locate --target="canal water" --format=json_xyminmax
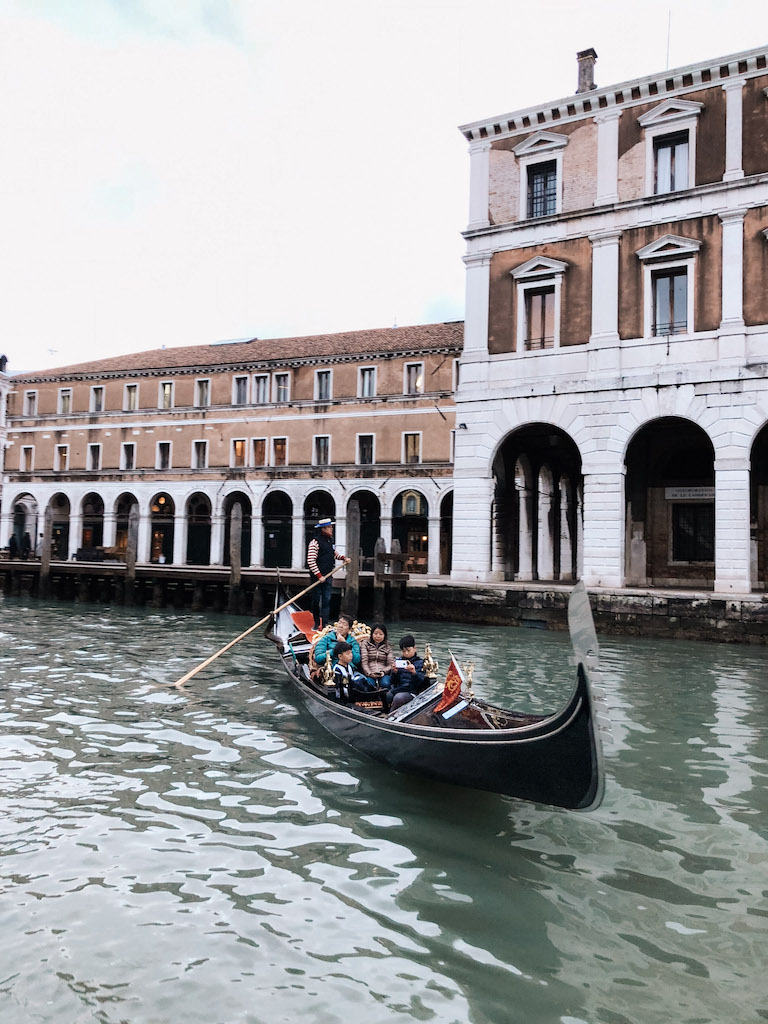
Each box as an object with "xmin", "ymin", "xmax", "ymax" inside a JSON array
[{"xmin": 1, "ymin": 597, "xmax": 766, "ymax": 1024}]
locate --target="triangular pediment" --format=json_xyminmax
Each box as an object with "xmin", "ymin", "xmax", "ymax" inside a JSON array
[
  {"xmin": 511, "ymin": 255, "xmax": 569, "ymax": 279},
  {"xmin": 512, "ymin": 130, "xmax": 569, "ymax": 157},
  {"xmin": 637, "ymin": 98, "xmax": 703, "ymax": 129},
  {"xmin": 636, "ymin": 234, "xmax": 703, "ymax": 261}
]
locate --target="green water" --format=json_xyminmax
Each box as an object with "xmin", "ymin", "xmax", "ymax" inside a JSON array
[{"xmin": 1, "ymin": 596, "xmax": 767, "ymax": 1024}]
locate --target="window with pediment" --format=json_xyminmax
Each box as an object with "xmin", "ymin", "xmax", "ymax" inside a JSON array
[
  {"xmin": 512, "ymin": 131, "xmax": 568, "ymax": 220},
  {"xmin": 636, "ymin": 234, "xmax": 702, "ymax": 338},
  {"xmin": 638, "ymin": 99, "xmax": 702, "ymax": 196},
  {"xmin": 510, "ymin": 256, "xmax": 568, "ymax": 352}
]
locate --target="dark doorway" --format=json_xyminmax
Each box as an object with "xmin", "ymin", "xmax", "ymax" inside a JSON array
[
  {"xmin": 347, "ymin": 490, "xmax": 381, "ymax": 567},
  {"xmin": 440, "ymin": 491, "xmax": 453, "ymax": 575},
  {"xmin": 263, "ymin": 491, "xmax": 292, "ymax": 568},
  {"xmin": 393, "ymin": 490, "xmax": 429, "ymax": 573},
  {"xmin": 223, "ymin": 492, "xmax": 252, "ymax": 567},
  {"xmin": 150, "ymin": 493, "xmax": 175, "ymax": 563},
  {"xmin": 186, "ymin": 493, "xmax": 212, "ymax": 565}
]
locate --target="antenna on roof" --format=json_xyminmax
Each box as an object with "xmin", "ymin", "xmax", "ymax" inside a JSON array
[{"xmin": 393, "ymin": 315, "xmax": 398, "ymax": 329}]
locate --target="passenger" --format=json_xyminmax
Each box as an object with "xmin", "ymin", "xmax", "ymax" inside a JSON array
[
  {"xmin": 313, "ymin": 613, "xmax": 362, "ymax": 671},
  {"xmin": 360, "ymin": 623, "xmax": 395, "ymax": 690},
  {"xmin": 8, "ymin": 534, "xmax": 19, "ymax": 559},
  {"xmin": 332, "ymin": 641, "xmax": 376, "ymax": 701},
  {"xmin": 388, "ymin": 634, "xmax": 429, "ymax": 711}
]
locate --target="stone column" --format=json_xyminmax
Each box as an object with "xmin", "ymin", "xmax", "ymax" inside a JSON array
[
  {"xmin": 0, "ymin": 510, "xmax": 13, "ymax": 549},
  {"xmin": 714, "ymin": 456, "xmax": 751, "ymax": 593},
  {"xmin": 722, "ymin": 77, "xmax": 746, "ymax": 182},
  {"xmin": 580, "ymin": 463, "xmax": 625, "ymax": 589},
  {"xmin": 68, "ymin": 512, "xmax": 82, "ymax": 560},
  {"xmin": 427, "ymin": 515, "xmax": 440, "ymax": 575},
  {"xmin": 467, "ymin": 140, "xmax": 491, "ymax": 230},
  {"xmin": 102, "ymin": 511, "xmax": 117, "ymax": 549},
  {"xmin": 209, "ymin": 514, "xmax": 224, "ymax": 565},
  {"xmin": 589, "ymin": 230, "xmax": 621, "ymax": 344},
  {"xmin": 594, "ymin": 110, "xmax": 620, "ymax": 205},
  {"xmin": 379, "ymin": 515, "xmax": 393, "ymax": 551},
  {"xmin": 537, "ymin": 487, "xmax": 554, "ymax": 581},
  {"xmin": 462, "ymin": 252, "xmax": 492, "ymax": 356},
  {"xmin": 335, "ymin": 514, "xmax": 347, "ymax": 558},
  {"xmin": 137, "ymin": 513, "xmax": 151, "ymax": 564},
  {"xmin": 172, "ymin": 513, "xmax": 185, "ymax": 566},
  {"xmin": 451, "ymin": 475, "xmax": 498, "ymax": 582},
  {"xmin": 516, "ymin": 482, "xmax": 533, "ymax": 581},
  {"xmin": 291, "ymin": 515, "xmax": 305, "ymax": 570},
  {"xmin": 719, "ymin": 209, "xmax": 746, "ymax": 330}
]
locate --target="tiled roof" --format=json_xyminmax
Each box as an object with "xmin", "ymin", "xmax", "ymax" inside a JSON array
[{"xmin": 15, "ymin": 322, "xmax": 465, "ymax": 381}]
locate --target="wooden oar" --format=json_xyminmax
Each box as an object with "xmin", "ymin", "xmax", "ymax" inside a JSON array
[{"xmin": 170, "ymin": 563, "xmax": 347, "ymax": 688}]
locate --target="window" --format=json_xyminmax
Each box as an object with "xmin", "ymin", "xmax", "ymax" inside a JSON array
[
  {"xmin": 195, "ymin": 379, "xmax": 210, "ymax": 408},
  {"xmin": 157, "ymin": 441, "xmax": 171, "ymax": 470},
  {"xmin": 159, "ymin": 382, "xmax": 174, "ymax": 409},
  {"xmin": 193, "ymin": 440, "xmax": 207, "ymax": 469},
  {"xmin": 403, "ymin": 433, "xmax": 421, "ymax": 464},
  {"xmin": 91, "ymin": 386, "xmax": 104, "ymax": 413},
  {"xmin": 513, "ymin": 131, "xmax": 568, "ymax": 220},
  {"xmin": 357, "ymin": 434, "xmax": 374, "ymax": 465},
  {"xmin": 231, "ymin": 438, "xmax": 246, "ymax": 467},
  {"xmin": 652, "ymin": 269, "xmax": 688, "ymax": 336},
  {"xmin": 20, "ymin": 445, "xmax": 34, "ymax": 471},
  {"xmin": 313, "ymin": 435, "xmax": 330, "ymax": 466},
  {"xmin": 672, "ymin": 503, "xmax": 714, "ymax": 562},
  {"xmin": 253, "ymin": 374, "xmax": 269, "ymax": 404},
  {"xmin": 274, "ymin": 373, "xmax": 289, "ymax": 403},
  {"xmin": 58, "ymin": 388, "xmax": 72, "ymax": 415},
  {"xmin": 527, "ymin": 160, "xmax": 557, "ymax": 218},
  {"xmin": 252, "ymin": 438, "xmax": 267, "ymax": 466},
  {"xmin": 524, "ymin": 287, "xmax": 556, "ymax": 350},
  {"xmin": 87, "ymin": 444, "xmax": 101, "ymax": 471},
  {"xmin": 24, "ymin": 391, "xmax": 37, "ymax": 416},
  {"xmin": 654, "ymin": 132, "xmax": 688, "ymax": 195},
  {"xmin": 359, "ymin": 366, "xmax": 376, "ymax": 398},
  {"xmin": 638, "ymin": 99, "xmax": 701, "ymax": 197},
  {"xmin": 405, "ymin": 362, "xmax": 424, "ymax": 395},
  {"xmin": 121, "ymin": 443, "xmax": 136, "ymax": 471},
  {"xmin": 637, "ymin": 235, "xmax": 701, "ymax": 339},
  {"xmin": 272, "ymin": 437, "xmax": 287, "ymax": 467},
  {"xmin": 233, "ymin": 375, "xmax": 248, "ymax": 405},
  {"xmin": 55, "ymin": 444, "xmax": 69, "ymax": 472},
  {"xmin": 315, "ymin": 369, "xmax": 331, "ymax": 402},
  {"xmin": 124, "ymin": 384, "xmax": 138, "ymax": 411},
  {"xmin": 511, "ymin": 256, "xmax": 567, "ymax": 353}
]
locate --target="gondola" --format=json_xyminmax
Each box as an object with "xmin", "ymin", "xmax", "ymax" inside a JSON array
[{"xmin": 265, "ymin": 581, "xmax": 609, "ymax": 811}]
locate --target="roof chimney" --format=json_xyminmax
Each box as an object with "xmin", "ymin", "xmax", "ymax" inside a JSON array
[{"xmin": 576, "ymin": 48, "xmax": 597, "ymax": 93}]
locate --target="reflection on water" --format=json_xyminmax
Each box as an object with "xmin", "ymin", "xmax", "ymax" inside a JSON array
[{"xmin": 1, "ymin": 597, "xmax": 767, "ymax": 1024}]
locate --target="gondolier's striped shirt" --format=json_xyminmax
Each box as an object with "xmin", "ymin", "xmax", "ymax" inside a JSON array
[{"xmin": 307, "ymin": 537, "xmax": 343, "ymax": 578}]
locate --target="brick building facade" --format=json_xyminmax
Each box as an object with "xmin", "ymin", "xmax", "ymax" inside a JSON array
[
  {"xmin": 452, "ymin": 45, "xmax": 768, "ymax": 594},
  {"xmin": 2, "ymin": 324, "xmax": 460, "ymax": 574}
]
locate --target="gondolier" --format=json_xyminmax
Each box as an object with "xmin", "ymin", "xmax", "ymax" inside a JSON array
[{"xmin": 307, "ymin": 517, "xmax": 349, "ymax": 627}]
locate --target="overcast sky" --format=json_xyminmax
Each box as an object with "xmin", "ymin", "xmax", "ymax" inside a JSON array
[{"xmin": 1, "ymin": 0, "xmax": 765, "ymax": 374}]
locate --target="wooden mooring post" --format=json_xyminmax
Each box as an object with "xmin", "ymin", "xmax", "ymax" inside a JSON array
[
  {"xmin": 228, "ymin": 502, "xmax": 242, "ymax": 613},
  {"xmin": 39, "ymin": 505, "xmax": 54, "ymax": 599},
  {"xmin": 373, "ymin": 537, "xmax": 408, "ymax": 622},
  {"xmin": 345, "ymin": 500, "xmax": 360, "ymax": 619},
  {"xmin": 125, "ymin": 504, "xmax": 139, "ymax": 606}
]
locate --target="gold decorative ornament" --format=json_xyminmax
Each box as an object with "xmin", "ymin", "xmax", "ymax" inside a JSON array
[{"xmin": 422, "ymin": 643, "xmax": 439, "ymax": 679}]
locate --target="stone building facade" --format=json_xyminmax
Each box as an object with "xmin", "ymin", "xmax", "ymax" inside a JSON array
[
  {"xmin": 452, "ymin": 45, "xmax": 768, "ymax": 594},
  {"xmin": 2, "ymin": 324, "xmax": 460, "ymax": 574}
]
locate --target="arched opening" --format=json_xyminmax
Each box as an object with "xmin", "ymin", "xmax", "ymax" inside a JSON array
[
  {"xmin": 439, "ymin": 491, "xmax": 453, "ymax": 575},
  {"xmin": 150, "ymin": 493, "xmax": 175, "ymax": 564},
  {"xmin": 81, "ymin": 492, "xmax": 104, "ymax": 550},
  {"xmin": 49, "ymin": 493, "xmax": 70, "ymax": 559},
  {"xmin": 11, "ymin": 493, "xmax": 39, "ymax": 558},
  {"xmin": 625, "ymin": 417, "xmax": 715, "ymax": 588},
  {"xmin": 263, "ymin": 491, "xmax": 293, "ymax": 567},
  {"xmin": 347, "ymin": 490, "xmax": 381, "ymax": 567},
  {"xmin": 114, "ymin": 493, "xmax": 139, "ymax": 556},
  {"xmin": 492, "ymin": 425, "xmax": 582, "ymax": 581},
  {"xmin": 223, "ymin": 492, "xmax": 252, "ymax": 566},
  {"xmin": 750, "ymin": 423, "xmax": 768, "ymax": 589},
  {"xmin": 393, "ymin": 489, "xmax": 429, "ymax": 573},
  {"xmin": 186, "ymin": 492, "xmax": 212, "ymax": 565},
  {"xmin": 303, "ymin": 490, "xmax": 336, "ymax": 557}
]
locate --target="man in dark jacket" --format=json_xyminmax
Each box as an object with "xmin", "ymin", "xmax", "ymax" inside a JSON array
[
  {"xmin": 388, "ymin": 634, "xmax": 429, "ymax": 711},
  {"xmin": 306, "ymin": 518, "xmax": 348, "ymax": 627}
]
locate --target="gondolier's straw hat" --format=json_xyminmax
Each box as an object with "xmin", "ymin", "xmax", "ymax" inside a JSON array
[{"xmin": 316, "ymin": 517, "xmax": 335, "ymax": 528}]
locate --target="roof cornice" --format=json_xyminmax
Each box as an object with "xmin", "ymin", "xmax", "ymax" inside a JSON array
[{"xmin": 459, "ymin": 45, "xmax": 768, "ymax": 143}]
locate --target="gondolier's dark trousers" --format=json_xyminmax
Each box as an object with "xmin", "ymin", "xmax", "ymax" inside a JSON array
[{"xmin": 310, "ymin": 576, "xmax": 333, "ymax": 628}]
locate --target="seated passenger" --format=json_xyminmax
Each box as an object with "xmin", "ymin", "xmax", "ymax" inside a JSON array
[
  {"xmin": 332, "ymin": 641, "xmax": 376, "ymax": 700},
  {"xmin": 313, "ymin": 613, "xmax": 362, "ymax": 670},
  {"xmin": 360, "ymin": 623, "xmax": 395, "ymax": 689},
  {"xmin": 388, "ymin": 634, "xmax": 429, "ymax": 711}
]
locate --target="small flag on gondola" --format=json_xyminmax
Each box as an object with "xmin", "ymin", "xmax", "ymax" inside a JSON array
[{"xmin": 434, "ymin": 655, "xmax": 465, "ymax": 714}]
